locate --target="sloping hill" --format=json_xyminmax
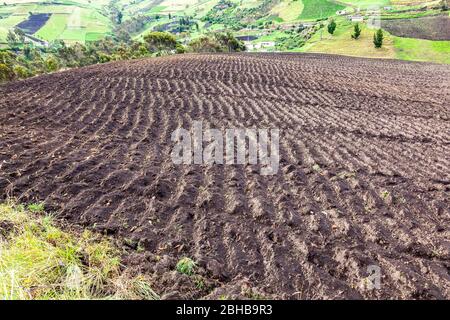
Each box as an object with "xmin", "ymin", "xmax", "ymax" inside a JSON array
[{"xmin": 0, "ymin": 53, "xmax": 449, "ymax": 299}]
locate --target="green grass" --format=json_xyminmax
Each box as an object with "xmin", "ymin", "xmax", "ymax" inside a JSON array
[
  {"xmin": 26, "ymin": 202, "xmax": 45, "ymax": 213},
  {"xmin": 148, "ymin": 5, "xmax": 167, "ymax": 14},
  {"xmin": 0, "ymin": 15, "xmax": 28, "ymax": 43},
  {"xmin": 299, "ymin": 0, "xmax": 345, "ymax": 20},
  {"xmin": 35, "ymin": 14, "xmax": 68, "ymax": 41},
  {"xmin": 85, "ymin": 32, "xmax": 107, "ymax": 42},
  {"xmin": 340, "ymin": 0, "xmax": 390, "ymax": 8},
  {"xmin": 0, "ymin": 200, "xmax": 159, "ymax": 300},
  {"xmin": 394, "ymin": 36, "xmax": 450, "ymax": 64},
  {"xmin": 270, "ymin": 0, "xmax": 304, "ymax": 22}
]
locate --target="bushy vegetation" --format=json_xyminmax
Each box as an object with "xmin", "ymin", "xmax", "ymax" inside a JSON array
[
  {"xmin": 0, "ymin": 30, "xmax": 245, "ymax": 83},
  {"xmin": 202, "ymin": 0, "xmax": 280, "ymax": 31},
  {"xmin": 0, "ymin": 200, "xmax": 159, "ymax": 300},
  {"xmin": 188, "ymin": 32, "xmax": 245, "ymax": 53},
  {"xmin": 0, "ymin": 31, "xmax": 181, "ymax": 83}
]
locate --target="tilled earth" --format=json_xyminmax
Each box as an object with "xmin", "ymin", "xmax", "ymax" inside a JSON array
[
  {"xmin": 382, "ymin": 15, "xmax": 450, "ymax": 41},
  {"xmin": 0, "ymin": 53, "xmax": 449, "ymax": 299}
]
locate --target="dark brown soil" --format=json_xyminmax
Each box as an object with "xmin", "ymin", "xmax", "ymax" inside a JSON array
[
  {"xmin": 382, "ymin": 15, "xmax": 450, "ymax": 40},
  {"xmin": 0, "ymin": 53, "xmax": 449, "ymax": 300}
]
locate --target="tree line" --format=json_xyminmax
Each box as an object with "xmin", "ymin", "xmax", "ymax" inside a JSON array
[{"xmin": 0, "ymin": 31, "xmax": 245, "ymax": 83}]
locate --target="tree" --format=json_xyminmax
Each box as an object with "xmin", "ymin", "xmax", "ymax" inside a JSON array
[
  {"xmin": 327, "ymin": 20, "xmax": 336, "ymax": 35},
  {"xmin": 13, "ymin": 65, "xmax": 31, "ymax": 79},
  {"xmin": 0, "ymin": 63, "xmax": 13, "ymax": 82},
  {"xmin": 6, "ymin": 29, "xmax": 17, "ymax": 49},
  {"xmin": 214, "ymin": 32, "xmax": 245, "ymax": 52},
  {"xmin": 188, "ymin": 36, "xmax": 222, "ymax": 53},
  {"xmin": 143, "ymin": 32, "xmax": 178, "ymax": 52},
  {"xmin": 188, "ymin": 33, "xmax": 245, "ymax": 53},
  {"xmin": 98, "ymin": 52, "xmax": 112, "ymax": 63},
  {"xmin": 45, "ymin": 55, "xmax": 59, "ymax": 72},
  {"xmin": 351, "ymin": 23, "xmax": 361, "ymax": 39},
  {"xmin": 0, "ymin": 51, "xmax": 14, "ymax": 64},
  {"xmin": 117, "ymin": 11, "xmax": 123, "ymax": 24},
  {"xmin": 373, "ymin": 29, "xmax": 384, "ymax": 48},
  {"xmin": 14, "ymin": 28, "xmax": 25, "ymax": 43}
]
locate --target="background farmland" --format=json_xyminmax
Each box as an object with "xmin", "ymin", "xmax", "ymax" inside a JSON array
[{"xmin": 0, "ymin": 0, "xmax": 449, "ymax": 63}]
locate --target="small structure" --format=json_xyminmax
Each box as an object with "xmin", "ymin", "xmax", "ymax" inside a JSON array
[
  {"xmin": 245, "ymin": 42, "xmax": 255, "ymax": 51},
  {"xmin": 23, "ymin": 33, "xmax": 49, "ymax": 48},
  {"xmin": 337, "ymin": 10, "xmax": 347, "ymax": 16},
  {"xmin": 247, "ymin": 41, "xmax": 276, "ymax": 51},
  {"xmin": 349, "ymin": 15, "xmax": 364, "ymax": 23},
  {"xmin": 259, "ymin": 41, "xmax": 275, "ymax": 48}
]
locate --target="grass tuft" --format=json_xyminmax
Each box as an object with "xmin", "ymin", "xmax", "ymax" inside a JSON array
[
  {"xmin": 176, "ymin": 257, "xmax": 196, "ymax": 276},
  {"xmin": 26, "ymin": 202, "xmax": 45, "ymax": 213}
]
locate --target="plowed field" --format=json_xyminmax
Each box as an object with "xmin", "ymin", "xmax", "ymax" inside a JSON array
[{"xmin": 0, "ymin": 53, "xmax": 449, "ymax": 299}]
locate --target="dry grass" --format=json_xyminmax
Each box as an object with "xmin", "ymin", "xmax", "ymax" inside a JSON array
[{"xmin": 0, "ymin": 200, "xmax": 159, "ymax": 300}]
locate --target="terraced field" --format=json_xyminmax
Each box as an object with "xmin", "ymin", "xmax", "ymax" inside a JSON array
[{"xmin": 0, "ymin": 53, "xmax": 449, "ymax": 299}]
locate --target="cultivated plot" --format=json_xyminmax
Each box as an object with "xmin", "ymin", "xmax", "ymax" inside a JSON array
[{"xmin": 0, "ymin": 53, "xmax": 449, "ymax": 299}]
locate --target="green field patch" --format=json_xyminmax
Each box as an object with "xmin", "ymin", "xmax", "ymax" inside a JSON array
[
  {"xmin": 299, "ymin": 0, "xmax": 345, "ymax": 20},
  {"xmin": 340, "ymin": 0, "xmax": 390, "ymax": 9},
  {"xmin": 85, "ymin": 32, "xmax": 106, "ymax": 42},
  {"xmin": 0, "ymin": 14, "xmax": 28, "ymax": 42},
  {"xmin": 60, "ymin": 27, "xmax": 86, "ymax": 41},
  {"xmin": 35, "ymin": 14, "xmax": 68, "ymax": 41},
  {"xmin": 270, "ymin": 0, "xmax": 304, "ymax": 22},
  {"xmin": 394, "ymin": 36, "xmax": 450, "ymax": 64},
  {"xmin": 149, "ymin": 5, "xmax": 167, "ymax": 14}
]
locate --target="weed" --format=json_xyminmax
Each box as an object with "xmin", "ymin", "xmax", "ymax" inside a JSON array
[
  {"xmin": 136, "ymin": 241, "xmax": 145, "ymax": 253},
  {"xmin": 26, "ymin": 202, "xmax": 45, "ymax": 213},
  {"xmin": 194, "ymin": 275, "xmax": 206, "ymax": 290},
  {"xmin": 176, "ymin": 257, "xmax": 196, "ymax": 276}
]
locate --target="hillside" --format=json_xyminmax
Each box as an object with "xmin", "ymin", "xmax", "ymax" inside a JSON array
[
  {"xmin": 1, "ymin": 53, "xmax": 449, "ymax": 299},
  {"xmin": 0, "ymin": 0, "xmax": 111, "ymax": 45},
  {"xmin": 1, "ymin": 1, "xmax": 449, "ymax": 64}
]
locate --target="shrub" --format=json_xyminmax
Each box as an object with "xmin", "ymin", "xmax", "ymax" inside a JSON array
[
  {"xmin": 188, "ymin": 33, "xmax": 245, "ymax": 53},
  {"xmin": 189, "ymin": 36, "xmax": 223, "ymax": 53},
  {"xmin": 143, "ymin": 31, "xmax": 178, "ymax": 52},
  {"xmin": 351, "ymin": 23, "xmax": 361, "ymax": 39},
  {"xmin": 45, "ymin": 55, "xmax": 59, "ymax": 72},
  {"xmin": 328, "ymin": 20, "xmax": 337, "ymax": 35},
  {"xmin": 374, "ymin": 29, "xmax": 384, "ymax": 48},
  {"xmin": 13, "ymin": 65, "xmax": 31, "ymax": 79},
  {"xmin": 0, "ymin": 63, "xmax": 14, "ymax": 82}
]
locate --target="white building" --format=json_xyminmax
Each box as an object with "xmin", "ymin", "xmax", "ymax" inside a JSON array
[
  {"xmin": 246, "ymin": 41, "xmax": 276, "ymax": 51},
  {"xmin": 349, "ymin": 15, "xmax": 364, "ymax": 23}
]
